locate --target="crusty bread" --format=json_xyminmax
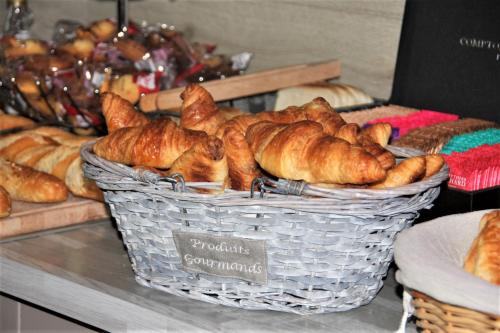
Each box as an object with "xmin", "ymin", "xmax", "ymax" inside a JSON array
[
  {"xmin": 0, "ymin": 114, "xmax": 35, "ymax": 131},
  {"xmin": 464, "ymin": 210, "xmax": 500, "ymax": 285},
  {"xmin": 0, "ymin": 159, "xmax": 68, "ymax": 203},
  {"xmin": 274, "ymin": 83, "xmax": 373, "ymax": 111}
]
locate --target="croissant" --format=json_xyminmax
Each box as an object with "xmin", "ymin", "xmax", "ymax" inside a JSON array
[
  {"xmin": 424, "ymin": 154, "xmax": 445, "ymax": 178},
  {"xmin": 219, "ymin": 107, "xmax": 248, "ymax": 120},
  {"xmin": 169, "ymin": 136, "xmax": 228, "ymax": 184},
  {"xmin": 109, "ymin": 74, "xmax": 140, "ymax": 104},
  {"xmin": 219, "ymin": 126, "xmax": 261, "ymax": 190},
  {"xmin": 464, "ymin": 211, "xmax": 500, "ymax": 285},
  {"xmin": 0, "ymin": 186, "xmax": 11, "ymax": 218},
  {"xmin": 101, "ymin": 93, "xmax": 150, "ymax": 133},
  {"xmin": 180, "ymin": 84, "xmax": 226, "ymax": 136},
  {"xmin": 0, "ymin": 159, "xmax": 68, "ymax": 203},
  {"xmin": 246, "ymin": 121, "xmax": 386, "ymax": 184},
  {"xmin": 370, "ymin": 156, "xmax": 426, "ymax": 189},
  {"xmin": 94, "ymin": 118, "xmax": 207, "ymax": 168},
  {"xmin": 361, "ymin": 123, "xmax": 392, "ymax": 147}
]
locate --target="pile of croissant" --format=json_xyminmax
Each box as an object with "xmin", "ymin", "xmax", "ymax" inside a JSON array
[
  {"xmin": 0, "ymin": 126, "xmax": 103, "ymax": 218},
  {"xmin": 93, "ymin": 84, "xmax": 445, "ymax": 192}
]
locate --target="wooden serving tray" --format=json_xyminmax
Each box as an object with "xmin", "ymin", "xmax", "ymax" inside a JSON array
[
  {"xmin": 0, "ymin": 195, "xmax": 109, "ymax": 239},
  {"xmin": 139, "ymin": 59, "xmax": 341, "ymax": 112}
]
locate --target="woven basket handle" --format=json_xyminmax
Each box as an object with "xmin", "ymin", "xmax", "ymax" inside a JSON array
[
  {"xmin": 132, "ymin": 168, "xmax": 186, "ymax": 192},
  {"xmin": 251, "ymin": 177, "xmax": 306, "ymax": 197}
]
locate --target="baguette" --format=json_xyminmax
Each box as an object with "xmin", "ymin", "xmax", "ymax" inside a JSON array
[
  {"xmin": 0, "ymin": 186, "xmax": 11, "ymax": 218},
  {"xmin": 0, "ymin": 159, "xmax": 68, "ymax": 202},
  {"xmin": 0, "ymin": 114, "xmax": 35, "ymax": 131}
]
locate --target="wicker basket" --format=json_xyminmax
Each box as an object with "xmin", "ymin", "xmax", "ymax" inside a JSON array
[
  {"xmin": 81, "ymin": 143, "xmax": 447, "ymax": 314},
  {"xmin": 412, "ymin": 291, "xmax": 500, "ymax": 333}
]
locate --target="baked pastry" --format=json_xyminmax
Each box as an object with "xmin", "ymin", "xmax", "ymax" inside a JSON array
[
  {"xmin": 58, "ymin": 38, "xmax": 95, "ymax": 60},
  {"xmin": 169, "ymin": 136, "xmax": 228, "ymax": 184},
  {"xmin": 370, "ymin": 156, "xmax": 426, "ymax": 189},
  {"xmin": 219, "ymin": 126, "xmax": 261, "ymax": 190},
  {"xmin": 274, "ymin": 82, "xmax": 374, "ymax": 110},
  {"xmin": 114, "ymin": 38, "xmax": 148, "ymax": 62},
  {"xmin": 93, "ymin": 118, "xmax": 207, "ymax": 169},
  {"xmin": 423, "ymin": 154, "xmax": 445, "ymax": 179},
  {"xmin": 219, "ymin": 107, "xmax": 248, "ymax": 120},
  {"xmin": 110, "ymin": 74, "xmax": 141, "ymax": 105},
  {"xmin": 0, "ymin": 130, "xmax": 102, "ymax": 200},
  {"xmin": 89, "ymin": 19, "xmax": 117, "ymax": 42},
  {"xmin": 0, "ymin": 114, "xmax": 35, "ymax": 131},
  {"xmin": 101, "ymin": 93, "xmax": 150, "ymax": 132},
  {"xmin": 0, "ymin": 158, "xmax": 68, "ymax": 203},
  {"xmin": 4, "ymin": 39, "xmax": 49, "ymax": 59},
  {"xmin": 246, "ymin": 120, "xmax": 386, "ymax": 184},
  {"xmin": 180, "ymin": 84, "xmax": 226, "ymax": 135},
  {"xmin": 464, "ymin": 210, "xmax": 500, "ymax": 285},
  {"xmin": 0, "ymin": 186, "xmax": 11, "ymax": 218}
]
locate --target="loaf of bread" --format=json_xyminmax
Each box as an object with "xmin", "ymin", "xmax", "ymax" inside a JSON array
[
  {"xmin": 464, "ymin": 210, "xmax": 500, "ymax": 285},
  {"xmin": 0, "ymin": 130, "xmax": 102, "ymax": 200},
  {"xmin": 0, "ymin": 159, "xmax": 68, "ymax": 203},
  {"xmin": 246, "ymin": 120, "xmax": 386, "ymax": 184},
  {"xmin": 274, "ymin": 83, "xmax": 374, "ymax": 110},
  {"xmin": 0, "ymin": 114, "xmax": 35, "ymax": 132},
  {"xmin": 0, "ymin": 186, "xmax": 11, "ymax": 218}
]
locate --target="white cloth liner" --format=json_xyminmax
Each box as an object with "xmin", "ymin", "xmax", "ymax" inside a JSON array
[{"xmin": 394, "ymin": 209, "xmax": 500, "ymax": 316}]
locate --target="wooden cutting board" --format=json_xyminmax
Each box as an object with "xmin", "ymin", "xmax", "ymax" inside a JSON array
[{"xmin": 0, "ymin": 195, "xmax": 109, "ymax": 239}]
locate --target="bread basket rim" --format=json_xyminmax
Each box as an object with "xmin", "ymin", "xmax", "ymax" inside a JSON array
[{"xmin": 81, "ymin": 141, "xmax": 448, "ymax": 202}]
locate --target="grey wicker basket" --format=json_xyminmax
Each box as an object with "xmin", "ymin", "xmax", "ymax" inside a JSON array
[{"xmin": 81, "ymin": 143, "xmax": 448, "ymax": 314}]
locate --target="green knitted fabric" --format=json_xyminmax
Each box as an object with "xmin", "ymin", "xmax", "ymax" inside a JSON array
[{"xmin": 441, "ymin": 128, "xmax": 500, "ymax": 154}]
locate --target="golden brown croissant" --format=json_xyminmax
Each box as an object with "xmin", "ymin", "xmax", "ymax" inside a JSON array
[
  {"xmin": 424, "ymin": 154, "xmax": 445, "ymax": 178},
  {"xmin": 246, "ymin": 121, "xmax": 386, "ymax": 184},
  {"xmin": 94, "ymin": 118, "xmax": 207, "ymax": 168},
  {"xmin": 180, "ymin": 84, "xmax": 226, "ymax": 136},
  {"xmin": 361, "ymin": 123, "xmax": 392, "ymax": 147},
  {"xmin": 0, "ymin": 159, "xmax": 68, "ymax": 203},
  {"xmin": 0, "ymin": 186, "xmax": 11, "ymax": 218},
  {"xmin": 219, "ymin": 126, "xmax": 261, "ymax": 190},
  {"xmin": 334, "ymin": 123, "xmax": 360, "ymax": 145},
  {"xmin": 101, "ymin": 93, "xmax": 150, "ymax": 133},
  {"xmin": 109, "ymin": 74, "xmax": 140, "ymax": 104},
  {"xmin": 219, "ymin": 107, "xmax": 248, "ymax": 120},
  {"xmin": 464, "ymin": 211, "xmax": 500, "ymax": 285},
  {"xmin": 370, "ymin": 156, "xmax": 426, "ymax": 189},
  {"xmin": 358, "ymin": 137, "xmax": 396, "ymax": 171},
  {"xmin": 169, "ymin": 136, "xmax": 228, "ymax": 184}
]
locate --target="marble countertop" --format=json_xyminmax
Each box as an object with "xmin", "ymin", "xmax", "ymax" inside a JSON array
[{"xmin": 0, "ymin": 220, "xmax": 417, "ymax": 332}]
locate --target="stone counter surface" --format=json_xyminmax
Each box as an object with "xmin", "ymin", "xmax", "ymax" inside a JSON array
[{"xmin": 0, "ymin": 221, "xmax": 417, "ymax": 332}]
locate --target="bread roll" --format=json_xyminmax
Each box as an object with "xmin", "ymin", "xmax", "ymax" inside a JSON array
[
  {"xmin": 0, "ymin": 159, "xmax": 68, "ymax": 203},
  {"xmin": 274, "ymin": 83, "xmax": 374, "ymax": 110}
]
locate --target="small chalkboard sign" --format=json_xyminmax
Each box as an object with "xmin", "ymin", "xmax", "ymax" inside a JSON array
[
  {"xmin": 390, "ymin": 0, "xmax": 500, "ymax": 122},
  {"xmin": 173, "ymin": 231, "xmax": 268, "ymax": 284}
]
